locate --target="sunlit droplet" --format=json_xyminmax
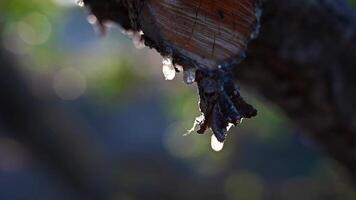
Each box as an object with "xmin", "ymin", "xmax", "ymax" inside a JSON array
[
  {"xmin": 121, "ymin": 30, "xmax": 145, "ymax": 49},
  {"xmin": 211, "ymin": 134, "xmax": 224, "ymax": 152},
  {"xmin": 174, "ymin": 64, "xmax": 183, "ymax": 72},
  {"xmin": 76, "ymin": 0, "xmax": 85, "ymax": 7},
  {"xmin": 87, "ymin": 15, "xmax": 97, "ymax": 25},
  {"xmin": 226, "ymin": 123, "xmax": 234, "ymax": 131},
  {"xmin": 183, "ymin": 68, "xmax": 196, "ymax": 84},
  {"xmin": 162, "ymin": 58, "xmax": 175, "ymax": 80},
  {"xmin": 132, "ymin": 31, "xmax": 145, "ymax": 49}
]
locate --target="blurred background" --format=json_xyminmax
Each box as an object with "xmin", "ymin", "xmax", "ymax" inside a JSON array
[{"xmin": 0, "ymin": 0, "xmax": 356, "ymax": 200}]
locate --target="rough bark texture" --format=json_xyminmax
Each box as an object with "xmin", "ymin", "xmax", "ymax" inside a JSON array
[
  {"xmin": 85, "ymin": 0, "xmax": 260, "ymax": 142},
  {"xmin": 83, "ymin": 0, "xmax": 356, "ymax": 180},
  {"xmin": 236, "ymin": 0, "xmax": 356, "ymax": 180}
]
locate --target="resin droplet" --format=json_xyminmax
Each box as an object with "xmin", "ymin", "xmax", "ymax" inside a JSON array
[
  {"xmin": 226, "ymin": 123, "xmax": 234, "ymax": 131},
  {"xmin": 87, "ymin": 15, "xmax": 98, "ymax": 25},
  {"xmin": 174, "ymin": 64, "xmax": 183, "ymax": 72},
  {"xmin": 211, "ymin": 134, "xmax": 224, "ymax": 152},
  {"xmin": 183, "ymin": 68, "xmax": 196, "ymax": 84},
  {"xmin": 76, "ymin": 0, "xmax": 85, "ymax": 7},
  {"xmin": 132, "ymin": 31, "xmax": 145, "ymax": 49},
  {"xmin": 121, "ymin": 30, "xmax": 145, "ymax": 49},
  {"xmin": 162, "ymin": 58, "xmax": 175, "ymax": 80}
]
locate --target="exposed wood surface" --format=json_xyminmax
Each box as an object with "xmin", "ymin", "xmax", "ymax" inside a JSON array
[
  {"xmin": 84, "ymin": 0, "xmax": 356, "ymax": 181},
  {"xmin": 144, "ymin": 0, "xmax": 258, "ymax": 66}
]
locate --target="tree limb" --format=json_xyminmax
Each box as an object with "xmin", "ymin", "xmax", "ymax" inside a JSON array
[
  {"xmin": 84, "ymin": 0, "xmax": 356, "ymax": 181},
  {"xmin": 236, "ymin": 0, "xmax": 356, "ymax": 180}
]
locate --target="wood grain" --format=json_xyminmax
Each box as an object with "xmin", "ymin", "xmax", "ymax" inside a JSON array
[{"xmin": 143, "ymin": 0, "xmax": 259, "ymax": 68}]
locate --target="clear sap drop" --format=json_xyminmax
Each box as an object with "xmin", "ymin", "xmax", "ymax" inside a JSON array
[
  {"xmin": 162, "ymin": 58, "xmax": 176, "ymax": 80},
  {"xmin": 87, "ymin": 15, "xmax": 97, "ymax": 25},
  {"xmin": 183, "ymin": 68, "xmax": 196, "ymax": 84},
  {"xmin": 132, "ymin": 31, "xmax": 145, "ymax": 49},
  {"xmin": 121, "ymin": 30, "xmax": 145, "ymax": 49},
  {"xmin": 174, "ymin": 64, "xmax": 183, "ymax": 72},
  {"xmin": 211, "ymin": 134, "xmax": 224, "ymax": 152},
  {"xmin": 226, "ymin": 123, "xmax": 234, "ymax": 131},
  {"xmin": 76, "ymin": 0, "xmax": 85, "ymax": 7}
]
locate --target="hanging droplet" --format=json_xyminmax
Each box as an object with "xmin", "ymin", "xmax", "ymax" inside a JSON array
[
  {"xmin": 162, "ymin": 58, "xmax": 175, "ymax": 80},
  {"xmin": 121, "ymin": 30, "xmax": 145, "ymax": 49},
  {"xmin": 132, "ymin": 31, "xmax": 145, "ymax": 49},
  {"xmin": 87, "ymin": 15, "xmax": 97, "ymax": 25},
  {"xmin": 174, "ymin": 64, "xmax": 183, "ymax": 72},
  {"xmin": 226, "ymin": 123, "xmax": 234, "ymax": 131},
  {"xmin": 211, "ymin": 134, "xmax": 224, "ymax": 152},
  {"xmin": 183, "ymin": 68, "xmax": 196, "ymax": 84},
  {"xmin": 76, "ymin": 0, "xmax": 85, "ymax": 7}
]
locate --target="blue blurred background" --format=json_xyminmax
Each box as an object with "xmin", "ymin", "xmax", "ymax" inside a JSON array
[{"xmin": 0, "ymin": 0, "xmax": 356, "ymax": 199}]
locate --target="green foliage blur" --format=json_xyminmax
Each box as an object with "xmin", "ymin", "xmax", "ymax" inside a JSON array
[{"xmin": 1, "ymin": 0, "xmax": 356, "ymax": 200}]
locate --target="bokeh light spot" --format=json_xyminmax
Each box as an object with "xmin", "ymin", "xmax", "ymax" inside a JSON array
[
  {"xmin": 164, "ymin": 124, "xmax": 207, "ymax": 158},
  {"xmin": 53, "ymin": 67, "xmax": 87, "ymax": 100},
  {"xmin": 17, "ymin": 12, "xmax": 52, "ymax": 46},
  {"xmin": 225, "ymin": 171, "xmax": 264, "ymax": 200}
]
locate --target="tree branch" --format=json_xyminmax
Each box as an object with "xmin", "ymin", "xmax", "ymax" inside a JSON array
[
  {"xmin": 83, "ymin": 0, "xmax": 356, "ymax": 181},
  {"xmin": 236, "ymin": 0, "xmax": 356, "ymax": 179}
]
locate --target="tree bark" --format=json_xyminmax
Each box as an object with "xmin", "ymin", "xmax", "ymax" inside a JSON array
[
  {"xmin": 84, "ymin": 0, "xmax": 356, "ymax": 180},
  {"xmin": 235, "ymin": 0, "xmax": 356, "ymax": 180}
]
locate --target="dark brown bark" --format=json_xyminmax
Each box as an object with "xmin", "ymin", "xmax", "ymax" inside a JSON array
[
  {"xmin": 85, "ymin": 0, "xmax": 356, "ymax": 180},
  {"xmin": 236, "ymin": 0, "xmax": 356, "ymax": 180}
]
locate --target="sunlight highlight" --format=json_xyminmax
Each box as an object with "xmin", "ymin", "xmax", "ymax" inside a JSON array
[
  {"xmin": 211, "ymin": 134, "xmax": 224, "ymax": 152},
  {"xmin": 162, "ymin": 58, "xmax": 175, "ymax": 80},
  {"xmin": 76, "ymin": 0, "xmax": 85, "ymax": 7}
]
